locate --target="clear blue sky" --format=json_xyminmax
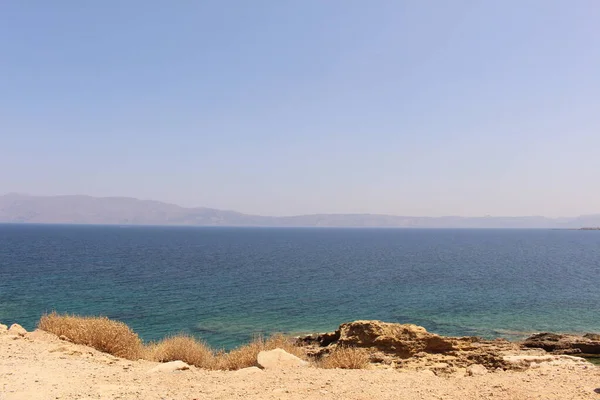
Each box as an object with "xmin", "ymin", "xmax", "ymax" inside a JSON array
[{"xmin": 1, "ymin": 1, "xmax": 599, "ymax": 217}]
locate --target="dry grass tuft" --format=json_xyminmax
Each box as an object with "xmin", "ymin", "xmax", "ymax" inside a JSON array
[
  {"xmin": 215, "ymin": 338, "xmax": 264, "ymax": 370},
  {"xmin": 215, "ymin": 333, "xmax": 308, "ymax": 370},
  {"xmin": 319, "ymin": 346, "xmax": 370, "ymax": 369},
  {"xmin": 38, "ymin": 312, "xmax": 143, "ymax": 360},
  {"xmin": 145, "ymin": 335, "xmax": 215, "ymax": 368},
  {"xmin": 39, "ymin": 313, "xmax": 314, "ymax": 370}
]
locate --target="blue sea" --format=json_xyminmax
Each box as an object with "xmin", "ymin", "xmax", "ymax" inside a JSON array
[{"xmin": 0, "ymin": 224, "xmax": 599, "ymax": 349}]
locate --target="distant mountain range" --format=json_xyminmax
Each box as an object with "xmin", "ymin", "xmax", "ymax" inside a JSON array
[{"xmin": 1, "ymin": 193, "xmax": 600, "ymax": 228}]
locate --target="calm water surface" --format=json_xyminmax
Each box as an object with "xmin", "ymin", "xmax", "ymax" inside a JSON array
[{"xmin": 1, "ymin": 224, "xmax": 598, "ymax": 349}]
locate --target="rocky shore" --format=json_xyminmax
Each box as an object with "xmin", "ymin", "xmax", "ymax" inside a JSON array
[
  {"xmin": 2, "ymin": 320, "xmax": 600, "ymax": 399},
  {"xmin": 297, "ymin": 320, "xmax": 600, "ymax": 372}
]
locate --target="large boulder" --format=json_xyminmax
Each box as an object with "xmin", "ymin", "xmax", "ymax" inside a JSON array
[
  {"xmin": 336, "ymin": 320, "xmax": 455, "ymax": 358},
  {"xmin": 8, "ymin": 323, "xmax": 27, "ymax": 337},
  {"xmin": 522, "ymin": 333, "xmax": 600, "ymax": 355},
  {"xmin": 257, "ymin": 348, "xmax": 308, "ymax": 370}
]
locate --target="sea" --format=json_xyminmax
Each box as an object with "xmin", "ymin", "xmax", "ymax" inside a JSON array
[{"xmin": 0, "ymin": 224, "xmax": 599, "ymax": 349}]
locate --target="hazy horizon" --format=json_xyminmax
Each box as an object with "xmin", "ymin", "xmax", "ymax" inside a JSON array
[
  {"xmin": 2, "ymin": 2, "xmax": 600, "ymax": 218},
  {"xmin": 3, "ymin": 192, "xmax": 600, "ymax": 220}
]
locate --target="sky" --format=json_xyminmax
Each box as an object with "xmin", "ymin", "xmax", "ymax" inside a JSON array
[{"xmin": 1, "ymin": 1, "xmax": 599, "ymax": 217}]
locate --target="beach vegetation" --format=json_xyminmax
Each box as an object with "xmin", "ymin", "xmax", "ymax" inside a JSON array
[
  {"xmin": 38, "ymin": 313, "xmax": 329, "ymax": 370},
  {"xmin": 319, "ymin": 346, "xmax": 371, "ymax": 369},
  {"xmin": 38, "ymin": 312, "xmax": 143, "ymax": 360}
]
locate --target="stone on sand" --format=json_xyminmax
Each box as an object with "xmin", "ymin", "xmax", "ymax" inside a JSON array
[
  {"xmin": 466, "ymin": 364, "xmax": 488, "ymax": 376},
  {"xmin": 257, "ymin": 348, "xmax": 308, "ymax": 370},
  {"xmin": 8, "ymin": 323, "xmax": 27, "ymax": 337},
  {"xmin": 148, "ymin": 360, "xmax": 191, "ymax": 373},
  {"xmin": 235, "ymin": 366, "xmax": 264, "ymax": 375}
]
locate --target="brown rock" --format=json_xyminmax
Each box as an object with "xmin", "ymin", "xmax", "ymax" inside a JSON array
[
  {"xmin": 297, "ymin": 331, "xmax": 340, "ymax": 347},
  {"xmin": 522, "ymin": 332, "xmax": 600, "ymax": 355},
  {"xmin": 297, "ymin": 320, "xmax": 541, "ymax": 372},
  {"xmin": 336, "ymin": 320, "xmax": 454, "ymax": 358},
  {"xmin": 429, "ymin": 362, "xmax": 456, "ymax": 376},
  {"xmin": 583, "ymin": 333, "xmax": 600, "ymax": 341},
  {"xmin": 466, "ymin": 364, "xmax": 488, "ymax": 376}
]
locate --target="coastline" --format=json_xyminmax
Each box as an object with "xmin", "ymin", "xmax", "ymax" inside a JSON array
[{"xmin": 2, "ymin": 318, "xmax": 599, "ymax": 399}]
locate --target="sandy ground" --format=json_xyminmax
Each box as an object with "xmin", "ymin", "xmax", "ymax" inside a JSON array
[{"xmin": 1, "ymin": 330, "xmax": 599, "ymax": 400}]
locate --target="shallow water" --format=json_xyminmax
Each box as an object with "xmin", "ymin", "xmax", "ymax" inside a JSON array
[{"xmin": 1, "ymin": 224, "xmax": 599, "ymax": 349}]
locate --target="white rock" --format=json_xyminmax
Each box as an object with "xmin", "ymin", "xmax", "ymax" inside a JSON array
[
  {"xmin": 466, "ymin": 364, "xmax": 488, "ymax": 376},
  {"xmin": 257, "ymin": 348, "xmax": 308, "ymax": 370},
  {"xmin": 0, "ymin": 323, "xmax": 8, "ymax": 334},
  {"xmin": 8, "ymin": 323, "xmax": 27, "ymax": 336},
  {"xmin": 235, "ymin": 366, "xmax": 264, "ymax": 375},
  {"xmin": 503, "ymin": 354, "xmax": 590, "ymax": 368},
  {"xmin": 148, "ymin": 360, "xmax": 191, "ymax": 373}
]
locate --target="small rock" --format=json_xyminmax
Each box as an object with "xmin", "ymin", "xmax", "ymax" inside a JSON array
[
  {"xmin": 148, "ymin": 360, "xmax": 190, "ymax": 373},
  {"xmin": 0, "ymin": 323, "xmax": 8, "ymax": 334},
  {"xmin": 235, "ymin": 366, "xmax": 264, "ymax": 375},
  {"xmin": 466, "ymin": 364, "xmax": 488, "ymax": 376},
  {"xmin": 429, "ymin": 362, "xmax": 456, "ymax": 376},
  {"xmin": 8, "ymin": 323, "xmax": 27, "ymax": 337},
  {"xmin": 257, "ymin": 348, "xmax": 308, "ymax": 370},
  {"xmin": 26, "ymin": 329, "xmax": 56, "ymax": 341}
]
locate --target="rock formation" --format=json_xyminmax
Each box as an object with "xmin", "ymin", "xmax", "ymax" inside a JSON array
[
  {"xmin": 297, "ymin": 320, "xmax": 593, "ymax": 373},
  {"xmin": 335, "ymin": 321, "xmax": 455, "ymax": 357},
  {"xmin": 522, "ymin": 332, "xmax": 600, "ymax": 355}
]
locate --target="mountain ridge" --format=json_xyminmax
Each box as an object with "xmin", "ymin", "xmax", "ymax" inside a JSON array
[{"xmin": 1, "ymin": 193, "xmax": 599, "ymax": 228}]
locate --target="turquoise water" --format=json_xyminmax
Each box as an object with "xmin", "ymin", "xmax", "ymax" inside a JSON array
[{"xmin": 1, "ymin": 224, "xmax": 599, "ymax": 349}]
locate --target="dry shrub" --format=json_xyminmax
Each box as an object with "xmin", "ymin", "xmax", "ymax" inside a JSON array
[
  {"xmin": 215, "ymin": 333, "xmax": 308, "ymax": 370},
  {"xmin": 145, "ymin": 335, "xmax": 215, "ymax": 368},
  {"xmin": 38, "ymin": 312, "xmax": 142, "ymax": 360},
  {"xmin": 319, "ymin": 346, "xmax": 370, "ymax": 369},
  {"xmin": 38, "ymin": 313, "xmax": 310, "ymax": 370},
  {"xmin": 215, "ymin": 338, "xmax": 263, "ymax": 370}
]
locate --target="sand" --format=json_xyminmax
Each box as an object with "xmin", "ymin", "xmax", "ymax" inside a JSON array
[{"xmin": 1, "ymin": 330, "xmax": 599, "ymax": 400}]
